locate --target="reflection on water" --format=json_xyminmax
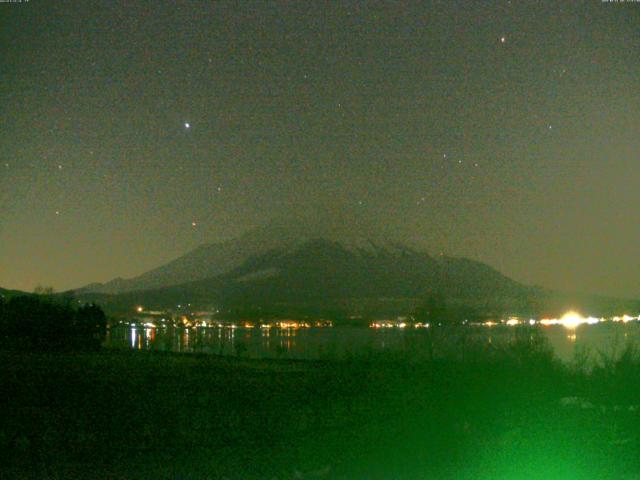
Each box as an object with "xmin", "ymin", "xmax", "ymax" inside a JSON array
[{"xmin": 105, "ymin": 322, "xmax": 640, "ymax": 363}]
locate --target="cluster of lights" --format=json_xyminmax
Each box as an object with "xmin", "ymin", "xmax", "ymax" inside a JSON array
[
  {"xmin": 274, "ymin": 320, "xmax": 311, "ymax": 329},
  {"xmin": 371, "ymin": 321, "xmax": 399, "ymax": 329},
  {"xmin": 127, "ymin": 310, "xmax": 333, "ymax": 330},
  {"xmin": 370, "ymin": 321, "xmax": 430, "ymax": 329},
  {"xmin": 132, "ymin": 306, "xmax": 638, "ymax": 333},
  {"xmin": 482, "ymin": 311, "xmax": 640, "ymax": 330},
  {"xmin": 612, "ymin": 315, "xmax": 638, "ymax": 323}
]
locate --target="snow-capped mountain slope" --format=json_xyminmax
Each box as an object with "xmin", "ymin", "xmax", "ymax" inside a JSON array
[{"xmin": 78, "ymin": 215, "xmax": 412, "ymax": 294}]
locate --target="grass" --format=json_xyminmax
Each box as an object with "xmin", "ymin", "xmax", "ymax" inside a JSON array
[{"xmin": 1, "ymin": 334, "xmax": 640, "ymax": 479}]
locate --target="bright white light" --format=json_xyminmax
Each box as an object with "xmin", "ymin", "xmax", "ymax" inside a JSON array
[
  {"xmin": 560, "ymin": 311, "xmax": 584, "ymax": 330},
  {"xmin": 184, "ymin": 122, "xmax": 190, "ymax": 129}
]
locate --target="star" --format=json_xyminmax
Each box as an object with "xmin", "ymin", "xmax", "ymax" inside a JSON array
[
  {"xmin": 191, "ymin": 221, "xmax": 197, "ymax": 227},
  {"xmin": 55, "ymin": 210, "xmax": 60, "ymax": 215},
  {"xmin": 184, "ymin": 122, "xmax": 191, "ymax": 129},
  {"xmin": 500, "ymin": 36, "xmax": 506, "ymax": 44},
  {"xmin": 57, "ymin": 164, "xmax": 63, "ymax": 170}
]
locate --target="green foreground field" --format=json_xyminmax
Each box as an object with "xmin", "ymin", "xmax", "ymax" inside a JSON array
[{"xmin": 2, "ymin": 341, "xmax": 640, "ymax": 480}]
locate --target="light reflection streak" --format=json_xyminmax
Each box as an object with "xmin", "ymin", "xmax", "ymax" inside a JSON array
[{"xmin": 130, "ymin": 327, "xmax": 136, "ymax": 349}]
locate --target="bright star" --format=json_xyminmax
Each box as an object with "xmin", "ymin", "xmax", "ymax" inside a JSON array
[
  {"xmin": 184, "ymin": 122, "xmax": 191, "ymax": 129},
  {"xmin": 500, "ymin": 36, "xmax": 506, "ymax": 43}
]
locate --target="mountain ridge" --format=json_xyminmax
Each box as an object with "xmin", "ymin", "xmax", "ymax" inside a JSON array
[{"xmin": 77, "ymin": 216, "xmax": 425, "ymax": 294}]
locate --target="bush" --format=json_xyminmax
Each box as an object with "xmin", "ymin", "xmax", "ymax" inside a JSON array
[{"xmin": 0, "ymin": 295, "xmax": 107, "ymax": 351}]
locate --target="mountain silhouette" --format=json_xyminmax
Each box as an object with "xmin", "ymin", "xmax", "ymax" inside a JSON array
[
  {"xmin": 75, "ymin": 216, "xmax": 639, "ymax": 318},
  {"xmin": 78, "ymin": 213, "xmax": 416, "ymax": 294}
]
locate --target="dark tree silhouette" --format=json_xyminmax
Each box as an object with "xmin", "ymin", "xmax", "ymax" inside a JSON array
[
  {"xmin": 74, "ymin": 303, "xmax": 108, "ymax": 349},
  {"xmin": 33, "ymin": 285, "xmax": 56, "ymax": 296},
  {"xmin": 0, "ymin": 295, "xmax": 107, "ymax": 351}
]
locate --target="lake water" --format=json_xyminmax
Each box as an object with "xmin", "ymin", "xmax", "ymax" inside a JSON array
[{"xmin": 105, "ymin": 322, "xmax": 640, "ymax": 364}]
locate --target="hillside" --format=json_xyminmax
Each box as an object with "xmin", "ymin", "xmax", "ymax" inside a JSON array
[{"xmin": 0, "ymin": 287, "xmax": 29, "ymax": 299}]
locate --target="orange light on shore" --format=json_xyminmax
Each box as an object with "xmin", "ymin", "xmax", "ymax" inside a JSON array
[{"xmin": 539, "ymin": 318, "xmax": 557, "ymax": 326}]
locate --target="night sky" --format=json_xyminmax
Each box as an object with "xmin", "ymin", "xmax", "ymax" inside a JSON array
[{"xmin": 1, "ymin": 1, "xmax": 639, "ymax": 298}]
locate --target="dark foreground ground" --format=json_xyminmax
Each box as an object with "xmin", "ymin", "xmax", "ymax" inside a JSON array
[{"xmin": 2, "ymin": 338, "xmax": 640, "ymax": 480}]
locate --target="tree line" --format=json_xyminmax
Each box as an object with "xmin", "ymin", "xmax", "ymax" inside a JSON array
[{"xmin": 0, "ymin": 292, "xmax": 107, "ymax": 351}]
